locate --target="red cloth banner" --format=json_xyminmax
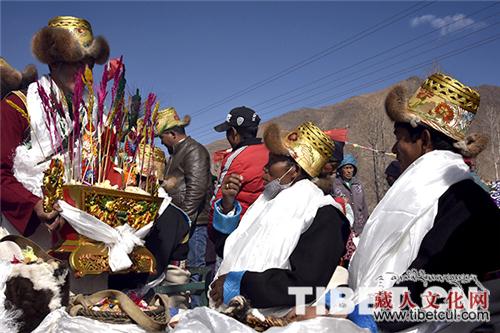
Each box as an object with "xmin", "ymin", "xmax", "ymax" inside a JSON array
[{"xmin": 324, "ymin": 128, "xmax": 348, "ymax": 142}]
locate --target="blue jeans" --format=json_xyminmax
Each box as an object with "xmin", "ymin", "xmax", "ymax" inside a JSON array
[{"xmin": 188, "ymin": 225, "xmax": 208, "ymax": 307}]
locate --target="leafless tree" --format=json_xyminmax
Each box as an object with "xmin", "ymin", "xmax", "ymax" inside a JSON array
[
  {"xmin": 363, "ymin": 105, "xmax": 390, "ymax": 203},
  {"xmin": 484, "ymin": 106, "xmax": 500, "ymax": 180}
]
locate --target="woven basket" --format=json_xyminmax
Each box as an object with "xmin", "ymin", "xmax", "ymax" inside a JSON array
[
  {"xmin": 74, "ymin": 304, "xmax": 167, "ymax": 325},
  {"xmin": 69, "ymin": 290, "xmax": 170, "ymax": 331}
]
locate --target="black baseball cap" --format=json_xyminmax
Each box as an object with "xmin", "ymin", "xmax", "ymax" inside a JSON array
[{"xmin": 214, "ymin": 106, "xmax": 261, "ymax": 132}]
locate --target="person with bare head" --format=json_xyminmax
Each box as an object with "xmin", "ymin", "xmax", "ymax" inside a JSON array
[{"xmin": 384, "ymin": 160, "xmax": 401, "ymax": 187}]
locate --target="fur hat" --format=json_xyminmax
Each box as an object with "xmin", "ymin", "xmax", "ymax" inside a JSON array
[
  {"xmin": 0, "ymin": 58, "xmax": 38, "ymax": 98},
  {"xmin": 385, "ymin": 73, "xmax": 488, "ymax": 158},
  {"xmin": 263, "ymin": 122, "xmax": 335, "ymax": 178},
  {"xmin": 0, "ymin": 235, "xmax": 69, "ymax": 333},
  {"xmin": 32, "ymin": 16, "xmax": 110, "ymax": 65},
  {"xmin": 452, "ymin": 132, "xmax": 489, "ymax": 158}
]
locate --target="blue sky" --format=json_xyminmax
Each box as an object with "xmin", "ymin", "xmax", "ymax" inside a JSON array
[{"xmin": 2, "ymin": 1, "xmax": 500, "ymax": 144}]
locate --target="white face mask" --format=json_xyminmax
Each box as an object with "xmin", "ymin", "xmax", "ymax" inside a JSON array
[{"xmin": 262, "ymin": 166, "xmax": 295, "ymax": 200}]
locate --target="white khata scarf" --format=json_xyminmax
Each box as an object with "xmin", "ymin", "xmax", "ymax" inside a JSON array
[
  {"xmin": 348, "ymin": 150, "xmax": 471, "ymax": 301},
  {"xmin": 13, "ymin": 75, "xmax": 72, "ymax": 197},
  {"xmin": 217, "ymin": 179, "xmax": 341, "ymax": 277}
]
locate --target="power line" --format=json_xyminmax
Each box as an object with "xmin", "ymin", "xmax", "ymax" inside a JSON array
[
  {"xmin": 188, "ymin": 3, "xmax": 498, "ymax": 136},
  {"xmin": 195, "ymin": 33, "xmax": 500, "ymax": 142},
  {"xmin": 309, "ymin": 34, "xmax": 500, "ymax": 107},
  {"xmin": 251, "ymin": 5, "xmax": 499, "ymax": 110},
  {"xmin": 256, "ymin": 20, "xmax": 500, "ymax": 115},
  {"xmin": 261, "ymin": 33, "xmax": 500, "ymax": 117},
  {"xmin": 188, "ymin": 1, "xmax": 435, "ymax": 118},
  {"xmin": 192, "ymin": 18, "xmax": 500, "ymax": 139}
]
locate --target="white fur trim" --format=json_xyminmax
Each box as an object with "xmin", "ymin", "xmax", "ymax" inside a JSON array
[
  {"xmin": 9, "ymin": 260, "xmax": 67, "ymax": 311},
  {"xmin": 0, "ymin": 261, "xmax": 21, "ymax": 333},
  {"xmin": 409, "ymin": 115, "xmax": 421, "ymax": 128}
]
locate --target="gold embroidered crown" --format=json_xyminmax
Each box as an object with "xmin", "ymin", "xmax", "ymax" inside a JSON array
[
  {"xmin": 48, "ymin": 16, "xmax": 94, "ymax": 48},
  {"xmin": 136, "ymin": 144, "xmax": 166, "ymax": 180},
  {"xmin": 406, "ymin": 73, "xmax": 480, "ymax": 141},
  {"xmin": 421, "ymin": 73, "xmax": 480, "ymax": 113},
  {"xmin": 283, "ymin": 122, "xmax": 335, "ymax": 177}
]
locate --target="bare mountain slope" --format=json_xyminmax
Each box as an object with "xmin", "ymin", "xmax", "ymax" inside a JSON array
[{"xmin": 205, "ymin": 77, "xmax": 500, "ymax": 210}]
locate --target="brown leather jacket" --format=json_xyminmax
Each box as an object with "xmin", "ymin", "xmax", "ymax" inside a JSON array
[{"xmin": 163, "ymin": 137, "xmax": 212, "ymax": 229}]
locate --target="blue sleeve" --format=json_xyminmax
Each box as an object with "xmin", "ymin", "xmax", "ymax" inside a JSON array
[
  {"xmin": 213, "ymin": 198, "xmax": 242, "ymax": 235},
  {"xmin": 347, "ymin": 304, "xmax": 378, "ymax": 333},
  {"xmin": 325, "ymin": 290, "xmax": 331, "ymax": 308},
  {"xmin": 223, "ymin": 271, "xmax": 246, "ymax": 304}
]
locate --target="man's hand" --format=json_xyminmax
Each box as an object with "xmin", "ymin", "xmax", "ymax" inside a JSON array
[
  {"xmin": 286, "ymin": 306, "xmax": 322, "ymax": 321},
  {"xmin": 209, "ymin": 274, "xmax": 227, "ymax": 308},
  {"xmin": 33, "ymin": 200, "xmax": 65, "ymax": 232},
  {"xmin": 221, "ymin": 174, "xmax": 243, "ymax": 214}
]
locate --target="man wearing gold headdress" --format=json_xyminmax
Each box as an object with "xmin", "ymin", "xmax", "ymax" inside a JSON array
[
  {"xmin": 0, "ymin": 16, "xmax": 110, "ymax": 248},
  {"xmin": 348, "ymin": 73, "xmax": 500, "ymax": 332},
  {"xmin": 208, "ymin": 122, "xmax": 350, "ymax": 311}
]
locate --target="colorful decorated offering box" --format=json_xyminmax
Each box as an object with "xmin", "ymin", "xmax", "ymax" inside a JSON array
[
  {"xmin": 34, "ymin": 58, "xmax": 165, "ymax": 278},
  {"xmin": 52, "ymin": 185, "xmax": 162, "ymax": 277},
  {"xmin": 63, "ymin": 184, "xmax": 162, "ymax": 229}
]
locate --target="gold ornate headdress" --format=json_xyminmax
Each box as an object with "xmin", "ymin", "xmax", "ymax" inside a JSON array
[
  {"xmin": 135, "ymin": 143, "xmax": 166, "ymax": 181},
  {"xmin": 48, "ymin": 16, "xmax": 94, "ymax": 48},
  {"xmin": 264, "ymin": 122, "xmax": 335, "ymax": 178},
  {"xmin": 32, "ymin": 15, "xmax": 110, "ymax": 65},
  {"xmin": 386, "ymin": 73, "xmax": 480, "ymax": 142}
]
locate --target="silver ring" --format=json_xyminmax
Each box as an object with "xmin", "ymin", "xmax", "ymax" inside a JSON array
[{"xmin": 226, "ymin": 183, "xmax": 229, "ymax": 189}]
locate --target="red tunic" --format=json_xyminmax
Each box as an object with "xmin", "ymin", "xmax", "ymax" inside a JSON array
[
  {"xmin": 207, "ymin": 143, "xmax": 268, "ymax": 241},
  {"xmin": 0, "ymin": 93, "xmax": 41, "ymax": 235}
]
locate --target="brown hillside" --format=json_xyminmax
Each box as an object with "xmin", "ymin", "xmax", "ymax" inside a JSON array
[{"xmin": 205, "ymin": 77, "xmax": 500, "ymax": 211}]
